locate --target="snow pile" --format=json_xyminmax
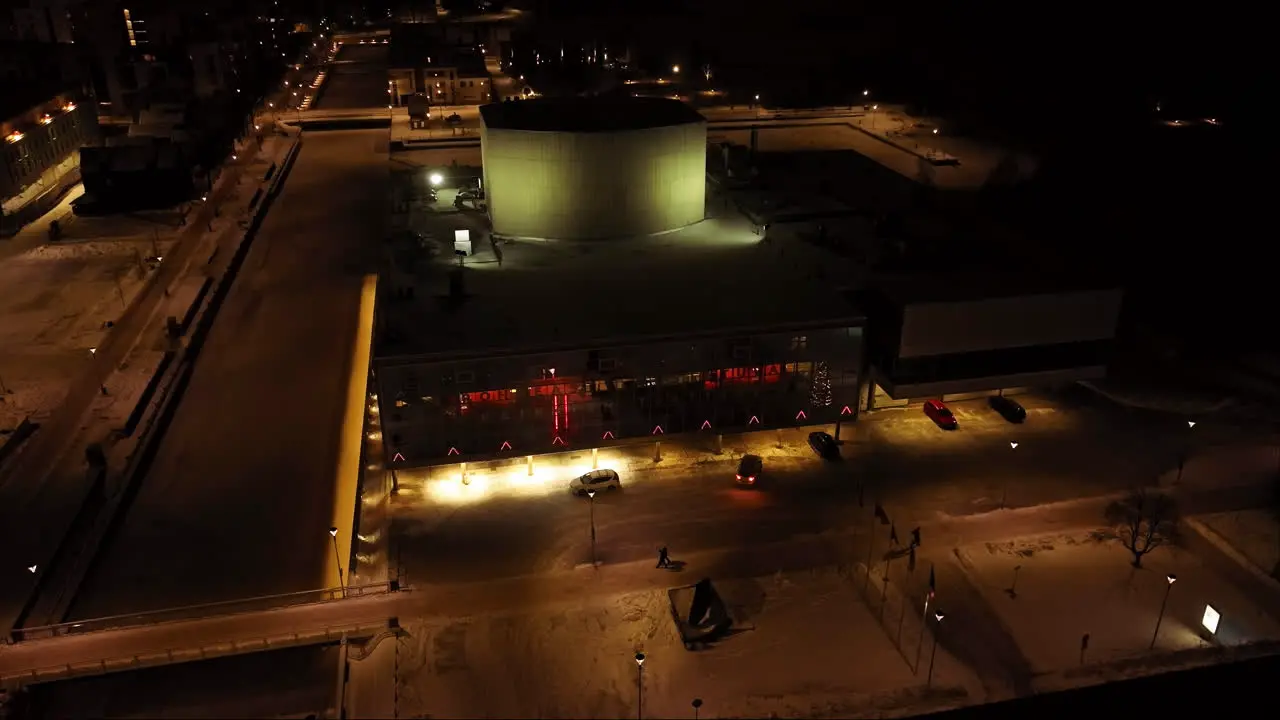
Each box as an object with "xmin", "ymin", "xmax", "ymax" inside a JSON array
[{"xmin": 23, "ymin": 240, "xmax": 145, "ymax": 262}]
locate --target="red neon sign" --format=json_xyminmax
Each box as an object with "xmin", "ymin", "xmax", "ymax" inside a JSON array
[
  {"xmin": 841, "ymin": 405, "xmax": 852, "ymax": 416},
  {"xmin": 796, "ymin": 410, "xmax": 807, "ymax": 420},
  {"xmin": 552, "ymin": 435, "xmax": 565, "ymax": 446},
  {"xmin": 601, "ymin": 431, "xmax": 614, "ymax": 440},
  {"xmin": 700, "ymin": 420, "xmax": 711, "ymax": 430},
  {"xmin": 553, "ymin": 394, "xmax": 560, "ymax": 433},
  {"xmin": 500, "ymin": 441, "xmax": 512, "ymax": 451},
  {"xmin": 392, "ymin": 452, "xmax": 405, "ymax": 462},
  {"xmin": 447, "ymin": 447, "xmax": 460, "ymax": 456},
  {"xmin": 652, "ymin": 425, "xmax": 664, "ymax": 435},
  {"xmin": 563, "ymin": 394, "xmax": 569, "ymax": 430},
  {"xmin": 748, "ymin": 415, "xmax": 760, "ymax": 425}
]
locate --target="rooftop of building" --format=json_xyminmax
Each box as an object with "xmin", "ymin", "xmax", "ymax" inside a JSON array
[
  {"xmin": 479, "ymin": 96, "xmax": 706, "ymax": 133},
  {"xmin": 377, "ymin": 199, "xmax": 865, "ymax": 361},
  {"xmin": 864, "ymin": 270, "xmax": 1122, "ymax": 308}
]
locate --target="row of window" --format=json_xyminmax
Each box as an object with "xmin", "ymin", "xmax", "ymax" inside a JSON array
[{"xmin": 2, "ymin": 113, "xmax": 85, "ymax": 191}]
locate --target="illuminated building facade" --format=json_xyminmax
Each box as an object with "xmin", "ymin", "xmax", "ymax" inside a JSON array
[{"xmin": 375, "ymin": 321, "xmax": 865, "ymax": 467}]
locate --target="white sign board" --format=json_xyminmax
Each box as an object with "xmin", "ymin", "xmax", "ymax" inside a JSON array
[
  {"xmin": 1201, "ymin": 604, "xmax": 1221, "ymax": 634},
  {"xmin": 453, "ymin": 229, "xmax": 472, "ymax": 256}
]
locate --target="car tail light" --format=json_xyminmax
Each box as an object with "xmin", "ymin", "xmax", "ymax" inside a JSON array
[
  {"xmin": 748, "ymin": 476, "xmax": 756, "ymax": 483},
  {"xmin": 735, "ymin": 474, "xmax": 742, "ymax": 480}
]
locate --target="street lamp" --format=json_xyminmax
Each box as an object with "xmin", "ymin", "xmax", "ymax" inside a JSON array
[
  {"xmin": 1177, "ymin": 421, "xmax": 1196, "ymax": 483},
  {"xmin": 672, "ymin": 64, "xmax": 680, "ymax": 74},
  {"xmin": 429, "ymin": 172, "xmax": 444, "ymax": 187},
  {"xmin": 927, "ymin": 610, "xmax": 944, "ymax": 687},
  {"xmin": 1150, "ymin": 573, "xmax": 1177, "ymax": 649},
  {"xmin": 634, "ymin": 652, "xmax": 646, "ymax": 720},
  {"xmin": 329, "ymin": 526, "xmax": 346, "ymax": 596},
  {"xmin": 587, "ymin": 490, "xmax": 598, "ymax": 567},
  {"xmin": 692, "ymin": 698, "xmax": 703, "ymax": 719},
  {"xmin": 1001, "ymin": 441, "xmax": 1019, "ymax": 509}
]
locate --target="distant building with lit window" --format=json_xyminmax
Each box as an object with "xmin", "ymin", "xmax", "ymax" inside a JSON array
[{"xmin": 388, "ymin": 24, "xmax": 492, "ymax": 107}]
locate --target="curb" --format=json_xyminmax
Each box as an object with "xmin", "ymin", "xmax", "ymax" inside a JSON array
[{"xmin": 1183, "ymin": 517, "xmax": 1280, "ymax": 596}]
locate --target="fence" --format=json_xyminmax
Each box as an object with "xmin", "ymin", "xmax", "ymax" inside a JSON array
[{"xmin": 2, "ymin": 620, "xmax": 391, "ymax": 689}]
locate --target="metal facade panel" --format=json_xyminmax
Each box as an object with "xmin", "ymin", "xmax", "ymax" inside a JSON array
[
  {"xmin": 897, "ymin": 289, "xmax": 1122, "ymax": 359},
  {"xmin": 483, "ymin": 122, "xmax": 706, "ymax": 240}
]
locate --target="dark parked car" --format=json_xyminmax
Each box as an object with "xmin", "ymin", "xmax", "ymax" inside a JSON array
[
  {"xmin": 807, "ymin": 431, "xmax": 839, "ymax": 459},
  {"xmin": 736, "ymin": 454, "xmax": 763, "ymax": 486},
  {"xmin": 988, "ymin": 395, "xmax": 1027, "ymax": 423}
]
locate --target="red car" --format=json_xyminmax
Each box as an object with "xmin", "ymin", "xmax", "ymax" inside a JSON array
[{"xmin": 923, "ymin": 399, "xmax": 958, "ymax": 430}]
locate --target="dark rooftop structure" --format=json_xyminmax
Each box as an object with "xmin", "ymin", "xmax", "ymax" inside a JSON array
[
  {"xmin": 479, "ymin": 96, "xmax": 706, "ymax": 133},
  {"xmin": 389, "ymin": 25, "xmax": 488, "ymax": 76}
]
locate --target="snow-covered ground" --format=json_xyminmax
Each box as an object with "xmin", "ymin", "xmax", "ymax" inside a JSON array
[
  {"xmin": 0, "ymin": 238, "xmax": 170, "ymax": 429},
  {"xmin": 396, "ymin": 568, "xmax": 979, "ymax": 719},
  {"xmin": 1198, "ymin": 510, "xmax": 1280, "ymax": 579},
  {"xmin": 953, "ymin": 530, "xmax": 1280, "ymax": 693}
]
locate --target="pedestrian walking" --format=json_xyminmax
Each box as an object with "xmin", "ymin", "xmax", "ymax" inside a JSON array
[{"xmin": 657, "ymin": 546, "xmax": 671, "ymax": 568}]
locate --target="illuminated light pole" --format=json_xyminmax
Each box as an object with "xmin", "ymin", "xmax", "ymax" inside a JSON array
[
  {"xmin": 587, "ymin": 490, "xmax": 598, "ymax": 567},
  {"xmin": 1150, "ymin": 573, "xmax": 1177, "ymax": 649},
  {"xmin": 927, "ymin": 610, "xmax": 944, "ymax": 687},
  {"xmin": 329, "ymin": 526, "xmax": 346, "ymax": 596},
  {"xmin": 634, "ymin": 652, "xmax": 646, "ymax": 720},
  {"xmin": 1176, "ymin": 421, "xmax": 1196, "ymax": 483},
  {"xmin": 1001, "ymin": 441, "xmax": 1019, "ymax": 509}
]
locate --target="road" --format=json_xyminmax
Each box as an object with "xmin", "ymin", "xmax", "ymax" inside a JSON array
[
  {"xmin": 315, "ymin": 44, "xmax": 388, "ymax": 110},
  {"xmin": 67, "ymin": 131, "xmax": 388, "ymax": 619},
  {"xmin": 2, "ymin": 465, "xmax": 1272, "ymax": 688},
  {"xmin": 390, "ymin": 392, "xmax": 1188, "ymax": 585}
]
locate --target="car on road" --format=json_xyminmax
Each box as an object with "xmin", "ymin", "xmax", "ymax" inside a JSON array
[
  {"xmin": 569, "ymin": 469, "xmax": 621, "ymax": 495},
  {"xmin": 923, "ymin": 399, "xmax": 958, "ymax": 430},
  {"xmin": 807, "ymin": 431, "xmax": 839, "ymax": 459},
  {"xmin": 988, "ymin": 394, "xmax": 1027, "ymax": 423},
  {"xmin": 735, "ymin": 454, "xmax": 763, "ymax": 486}
]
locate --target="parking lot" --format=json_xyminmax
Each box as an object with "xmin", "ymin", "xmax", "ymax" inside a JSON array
[{"xmin": 389, "ymin": 391, "xmax": 1186, "ymax": 587}]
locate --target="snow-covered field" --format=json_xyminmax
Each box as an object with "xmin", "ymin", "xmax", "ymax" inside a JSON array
[
  {"xmin": 954, "ymin": 531, "xmax": 1280, "ymax": 693},
  {"xmin": 0, "ymin": 238, "xmax": 167, "ymax": 429},
  {"xmin": 396, "ymin": 568, "xmax": 978, "ymax": 719},
  {"xmin": 1198, "ymin": 510, "xmax": 1280, "ymax": 579}
]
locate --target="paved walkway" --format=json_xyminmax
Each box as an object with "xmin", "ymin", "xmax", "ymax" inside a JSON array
[{"xmin": 2, "ymin": 476, "xmax": 1270, "ymax": 689}]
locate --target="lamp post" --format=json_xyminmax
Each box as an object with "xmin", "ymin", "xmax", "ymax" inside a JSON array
[
  {"xmin": 329, "ymin": 526, "xmax": 346, "ymax": 596},
  {"xmin": 692, "ymin": 698, "xmax": 703, "ymax": 719},
  {"xmin": 587, "ymin": 489, "xmax": 598, "ymax": 567},
  {"xmin": 1002, "ymin": 442, "xmax": 1019, "ymax": 509},
  {"xmin": 927, "ymin": 610, "xmax": 944, "ymax": 687},
  {"xmin": 1150, "ymin": 573, "xmax": 1177, "ymax": 649},
  {"xmin": 634, "ymin": 652, "xmax": 646, "ymax": 720},
  {"xmin": 1176, "ymin": 421, "xmax": 1196, "ymax": 483}
]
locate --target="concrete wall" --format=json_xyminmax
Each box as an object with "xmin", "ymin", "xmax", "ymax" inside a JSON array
[
  {"xmin": 481, "ymin": 121, "xmax": 707, "ymax": 240},
  {"xmin": 898, "ymin": 289, "xmax": 1122, "ymax": 359}
]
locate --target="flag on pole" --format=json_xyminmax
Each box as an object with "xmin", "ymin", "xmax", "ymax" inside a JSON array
[
  {"xmin": 889, "ymin": 523, "xmax": 899, "ymax": 545},
  {"xmin": 874, "ymin": 503, "xmax": 889, "ymax": 525},
  {"xmin": 928, "ymin": 564, "xmax": 936, "ymax": 598}
]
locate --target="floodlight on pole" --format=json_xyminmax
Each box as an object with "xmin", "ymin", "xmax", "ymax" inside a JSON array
[
  {"xmin": 634, "ymin": 652, "xmax": 646, "ymax": 719},
  {"xmin": 429, "ymin": 173, "xmax": 443, "ymax": 186}
]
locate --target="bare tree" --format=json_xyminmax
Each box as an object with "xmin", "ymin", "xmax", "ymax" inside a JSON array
[{"xmin": 1105, "ymin": 489, "xmax": 1180, "ymax": 568}]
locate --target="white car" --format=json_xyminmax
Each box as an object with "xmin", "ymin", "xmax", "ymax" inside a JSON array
[{"xmin": 569, "ymin": 469, "xmax": 621, "ymax": 496}]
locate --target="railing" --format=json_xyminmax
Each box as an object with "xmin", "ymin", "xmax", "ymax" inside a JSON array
[
  {"xmin": 2, "ymin": 621, "xmax": 391, "ymax": 689},
  {"xmin": 11, "ymin": 582, "xmax": 394, "ymax": 642}
]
